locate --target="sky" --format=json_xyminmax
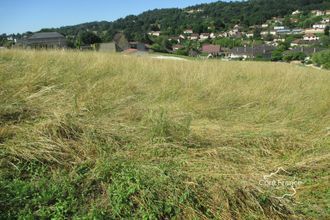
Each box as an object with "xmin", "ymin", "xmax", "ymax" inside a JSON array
[{"xmin": 0, "ymin": 0, "xmax": 224, "ymax": 34}]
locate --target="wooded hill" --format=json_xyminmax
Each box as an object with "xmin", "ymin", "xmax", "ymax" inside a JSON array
[{"xmin": 37, "ymin": 0, "xmax": 330, "ymax": 43}]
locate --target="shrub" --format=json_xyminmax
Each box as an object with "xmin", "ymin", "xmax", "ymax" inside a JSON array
[
  {"xmin": 312, "ymin": 50, "xmax": 330, "ymax": 69},
  {"xmin": 283, "ymin": 51, "xmax": 306, "ymax": 62}
]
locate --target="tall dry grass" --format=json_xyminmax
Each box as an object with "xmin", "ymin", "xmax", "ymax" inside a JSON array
[{"xmin": 0, "ymin": 49, "xmax": 329, "ymax": 219}]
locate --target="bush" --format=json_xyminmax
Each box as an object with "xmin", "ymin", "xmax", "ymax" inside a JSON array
[
  {"xmin": 312, "ymin": 50, "xmax": 330, "ymax": 69},
  {"xmin": 283, "ymin": 51, "xmax": 306, "ymax": 62},
  {"xmin": 271, "ymin": 50, "xmax": 283, "ymax": 61}
]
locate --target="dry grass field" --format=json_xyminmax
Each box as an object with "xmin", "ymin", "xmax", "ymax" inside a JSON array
[{"xmin": 0, "ymin": 50, "xmax": 329, "ymax": 219}]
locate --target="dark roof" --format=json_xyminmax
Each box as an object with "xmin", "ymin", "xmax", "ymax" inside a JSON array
[
  {"xmin": 290, "ymin": 47, "xmax": 324, "ymax": 56},
  {"xmin": 230, "ymin": 45, "xmax": 276, "ymax": 57},
  {"xmin": 29, "ymin": 32, "xmax": 65, "ymax": 39}
]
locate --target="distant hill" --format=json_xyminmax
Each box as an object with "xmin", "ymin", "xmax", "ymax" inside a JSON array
[{"xmin": 28, "ymin": 0, "xmax": 330, "ymax": 42}]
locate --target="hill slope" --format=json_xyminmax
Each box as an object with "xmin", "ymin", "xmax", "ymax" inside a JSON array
[
  {"xmin": 40, "ymin": 0, "xmax": 330, "ymax": 42},
  {"xmin": 0, "ymin": 50, "xmax": 329, "ymax": 219}
]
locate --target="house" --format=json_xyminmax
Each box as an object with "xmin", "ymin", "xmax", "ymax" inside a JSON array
[
  {"xmin": 179, "ymin": 34, "xmax": 186, "ymax": 39},
  {"xmin": 273, "ymin": 38, "xmax": 285, "ymax": 43},
  {"xmin": 305, "ymin": 28, "xmax": 325, "ymax": 34},
  {"xmin": 168, "ymin": 36, "xmax": 181, "ymax": 43},
  {"xmin": 233, "ymin": 24, "xmax": 242, "ymax": 32},
  {"xmin": 210, "ymin": 33, "xmax": 216, "ymax": 39},
  {"xmin": 321, "ymin": 18, "xmax": 330, "ymax": 24},
  {"xmin": 202, "ymin": 44, "xmax": 221, "ymax": 56},
  {"xmin": 20, "ymin": 32, "xmax": 67, "ymax": 49},
  {"xmin": 276, "ymin": 29, "xmax": 291, "ymax": 35},
  {"xmin": 290, "ymin": 47, "xmax": 324, "ymax": 57},
  {"xmin": 265, "ymin": 41, "xmax": 279, "ymax": 47},
  {"xmin": 292, "ymin": 10, "xmax": 301, "ymax": 15},
  {"xmin": 261, "ymin": 24, "xmax": 269, "ymax": 28},
  {"xmin": 303, "ymin": 34, "xmax": 320, "ymax": 41},
  {"xmin": 312, "ymin": 23, "xmax": 326, "ymax": 29},
  {"xmin": 311, "ymin": 10, "xmax": 325, "ymax": 16},
  {"xmin": 290, "ymin": 18, "xmax": 299, "ymax": 23},
  {"xmin": 189, "ymin": 33, "xmax": 199, "ymax": 40},
  {"xmin": 183, "ymin": 29, "xmax": 193, "ymax": 34},
  {"xmin": 261, "ymin": 31, "xmax": 269, "ymax": 37},
  {"xmin": 172, "ymin": 44, "xmax": 184, "ymax": 51},
  {"xmin": 290, "ymin": 39, "xmax": 315, "ymax": 47},
  {"xmin": 291, "ymin": 29, "xmax": 304, "ymax": 34},
  {"xmin": 199, "ymin": 33, "xmax": 210, "ymax": 40},
  {"xmin": 98, "ymin": 42, "xmax": 116, "ymax": 52},
  {"xmin": 246, "ymin": 32, "xmax": 254, "ymax": 38},
  {"xmin": 274, "ymin": 26, "xmax": 285, "ymax": 30},
  {"xmin": 148, "ymin": 31, "xmax": 161, "ymax": 37},
  {"xmin": 129, "ymin": 42, "xmax": 147, "ymax": 51},
  {"xmin": 229, "ymin": 45, "xmax": 276, "ymax": 59},
  {"xmin": 326, "ymin": 10, "xmax": 330, "ymax": 15}
]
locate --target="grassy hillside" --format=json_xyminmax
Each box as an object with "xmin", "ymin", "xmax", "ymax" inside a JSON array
[{"xmin": 0, "ymin": 50, "xmax": 329, "ymax": 219}]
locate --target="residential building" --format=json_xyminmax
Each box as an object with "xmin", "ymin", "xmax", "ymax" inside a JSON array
[
  {"xmin": 148, "ymin": 31, "xmax": 161, "ymax": 37},
  {"xmin": 18, "ymin": 32, "xmax": 67, "ymax": 49},
  {"xmin": 189, "ymin": 33, "xmax": 199, "ymax": 40},
  {"xmin": 321, "ymin": 18, "xmax": 330, "ymax": 24},
  {"xmin": 168, "ymin": 36, "xmax": 181, "ymax": 43},
  {"xmin": 274, "ymin": 26, "xmax": 285, "ymax": 30},
  {"xmin": 291, "ymin": 29, "xmax": 304, "ymax": 34},
  {"xmin": 303, "ymin": 34, "xmax": 320, "ymax": 41},
  {"xmin": 210, "ymin": 33, "xmax": 216, "ymax": 39},
  {"xmin": 311, "ymin": 10, "xmax": 325, "ymax": 16},
  {"xmin": 261, "ymin": 24, "xmax": 269, "ymax": 28},
  {"xmin": 305, "ymin": 28, "xmax": 325, "ymax": 34},
  {"xmin": 129, "ymin": 42, "xmax": 147, "ymax": 51},
  {"xmin": 202, "ymin": 44, "xmax": 221, "ymax": 56},
  {"xmin": 183, "ymin": 29, "xmax": 193, "ymax": 34},
  {"xmin": 292, "ymin": 10, "xmax": 301, "ymax": 15},
  {"xmin": 98, "ymin": 42, "xmax": 116, "ymax": 52},
  {"xmin": 290, "ymin": 47, "xmax": 324, "ymax": 57},
  {"xmin": 172, "ymin": 44, "xmax": 184, "ymax": 51},
  {"xmin": 229, "ymin": 45, "xmax": 276, "ymax": 59},
  {"xmin": 313, "ymin": 23, "xmax": 327, "ymax": 29},
  {"xmin": 246, "ymin": 32, "xmax": 254, "ymax": 38},
  {"xmin": 199, "ymin": 33, "xmax": 210, "ymax": 40},
  {"xmin": 276, "ymin": 29, "xmax": 291, "ymax": 35}
]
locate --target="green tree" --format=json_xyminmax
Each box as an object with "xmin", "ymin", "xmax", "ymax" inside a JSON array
[
  {"xmin": 325, "ymin": 26, "xmax": 330, "ymax": 36},
  {"xmin": 283, "ymin": 51, "xmax": 306, "ymax": 62},
  {"xmin": 271, "ymin": 50, "xmax": 284, "ymax": 61},
  {"xmin": 78, "ymin": 31, "xmax": 101, "ymax": 45},
  {"xmin": 312, "ymin": 50, "xmax": 330, "ymax": 69}
]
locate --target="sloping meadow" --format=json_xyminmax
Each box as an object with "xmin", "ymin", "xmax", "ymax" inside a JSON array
[{"xmin": 0, "ymin": 50, "xmax": 329, "ymax": 219}]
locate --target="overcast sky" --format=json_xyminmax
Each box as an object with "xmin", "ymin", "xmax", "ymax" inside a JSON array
[{"xmin": 0, "ymin": 0, "xmax": 232, "ymax": 34}]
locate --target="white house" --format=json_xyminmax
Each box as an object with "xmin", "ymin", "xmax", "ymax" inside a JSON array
[
  {"xmin": 210, "ymin": 33, "xmax": 216, "ymax": 39},
  {"xmin": 305, "ymin": 28, "xmax": 325, "ymax": 34},
  {"xmin": 246, "ymin": 32, "xmax": 254, "ymax": 38},
  {"xmin": 183, "ymin": 29, "xmax": 193, "ymax": 34},
  {"xmin": 303, "ymin": 34, "xmax": 320, "ymax": 41},
  {"xmin": 189, "ymin": 34, "xmax": 199, "ymax": 40},
  {"xmin": 292, "ymin": 10, "xmax": 301, "ymax": 15},
  {"xmin": 311, "ymin": 10, "xmax": 325, "ymax": 16},
  {"xmin": 274, "ymin": 26, "xmax": 285, "ymax": 30},
  {"xmin": 313, "ymin": 23, "xmax": 326, "ymax": 29},
  {"xmin": 261, "ymin": 24, "xmax": 269, "ymax": 28},
  {"xmin": 321, "ymin": 18, "xmax": 330, "ymax": 24},
  {"xmin": 148, "ymin": 31, "xmax": 161, "ymax": 37},
  {"xmin": 261, "ymin": 31, "xmax": 269, "ymax": 36},
  {"xmin": 199, "ymin": 33, "xmax": 210, "ymax": 41}
]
